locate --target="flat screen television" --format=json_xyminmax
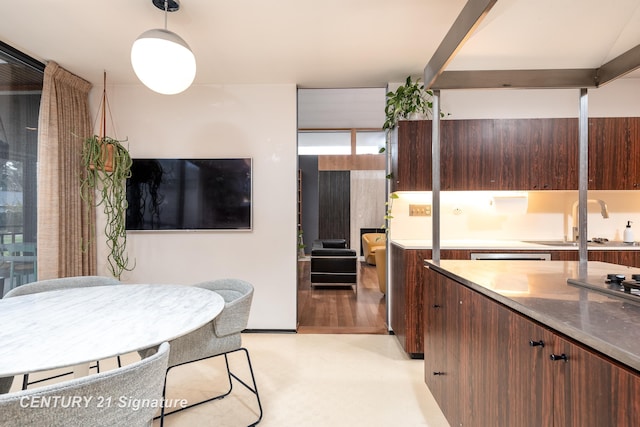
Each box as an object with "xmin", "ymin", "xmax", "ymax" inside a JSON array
[{"xmin": 126, "ymin": 158, "xmax": 252, "ymax": 231}]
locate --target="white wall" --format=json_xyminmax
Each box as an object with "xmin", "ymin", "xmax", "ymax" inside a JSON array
[
  {"xmin": 441, "ymin": 78, "xmax": 640, "ymax": 119},
  {"xmin": 90, "ymin": 83, "xmax": 298, "ymax": 330}
]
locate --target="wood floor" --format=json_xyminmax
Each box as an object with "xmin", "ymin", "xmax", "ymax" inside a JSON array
[{"xmin": 296, "ymin": 258, "xmax": 388, "ymax": 334}]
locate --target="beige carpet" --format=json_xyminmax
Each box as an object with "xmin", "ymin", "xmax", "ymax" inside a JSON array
[
  {"xmin": 10, "ymin": 333, "xmax": 449, "ymax": 427},
  {"xmin": 154, "ymin": 333, "xmax": 450, "ymax": 427}
]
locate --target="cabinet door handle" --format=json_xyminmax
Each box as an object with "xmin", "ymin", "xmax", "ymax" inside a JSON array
[
  {"xmin": 550, "ymin": 353, "xmax": 568, "ymax": 362},
  {"xmin": 433, "ymin": 372, "xmax": 445, "ymax": 376},
  {"xmin": 432, "ymin": 304, "xmax": 442, "ymax": 308},
  {"xmin": 529, "ymin": 340, "xmax": 545, "ymax": 347}
]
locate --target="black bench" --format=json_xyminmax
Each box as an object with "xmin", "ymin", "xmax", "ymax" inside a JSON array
[{"xmin": 310, "ymin": 239, "xmax": 357, "ymax": 291}]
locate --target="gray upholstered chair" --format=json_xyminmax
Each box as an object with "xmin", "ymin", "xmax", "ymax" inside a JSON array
[
  {"xmin": 0, "ymin": 342, "xmax": 169, "ymax": 427},
  {"xmin": 0, "ymin": 377, "xmax": 13, "ymax": 395},
  {"xmin": 1, "ymin": 276, "xmax": 121, "ymax": 391},
  {"xmin": 3, "ymin": 275, "xmax": 120, "ymax": 298},
  {"xmin": 141, "ymin": 278, "xmax": 262, "ymax": 427}
]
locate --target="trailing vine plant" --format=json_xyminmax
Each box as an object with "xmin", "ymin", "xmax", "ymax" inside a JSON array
[
  {"xmin": 79, "ymin": 72, "xmax": 134, "ymax": 279},
  {"xmin": 80, "ymin": 135, "xmax": 133, "ymax": 279},
  {"xmin": 381, "ymin": 192, "xmax": 399, "ymax": 232}
]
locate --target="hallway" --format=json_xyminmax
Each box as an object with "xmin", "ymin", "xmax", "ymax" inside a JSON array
[{"xmin": 297, "ymin": 259, "xmax": 387, "ymax": 334}]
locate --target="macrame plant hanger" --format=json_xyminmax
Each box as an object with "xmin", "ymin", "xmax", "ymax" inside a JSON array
[{"xmin": 93, "ymin": 71, "xmax": 114, "ymax": 172}]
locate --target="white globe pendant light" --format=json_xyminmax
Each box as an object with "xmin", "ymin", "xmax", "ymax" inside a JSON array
[{"xmin": 131, "ymin": 0, "xmax": 196, "ymax": 95}]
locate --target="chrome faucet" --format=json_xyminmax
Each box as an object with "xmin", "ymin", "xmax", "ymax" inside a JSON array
[{"xmin": 571, "ymin": 199, "xmax": 609, "ymax": 241}]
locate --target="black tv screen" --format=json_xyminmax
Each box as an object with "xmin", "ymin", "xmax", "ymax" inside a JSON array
[{"xmin": 126, "ymin": 158, "xmax": 252, "ymax": 231}]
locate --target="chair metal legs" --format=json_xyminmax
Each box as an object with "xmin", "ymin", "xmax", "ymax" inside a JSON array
[
  {"xmin": 159, "ymin": 347, "xmax": 263, "ymax": 427},
  {"xmin": 20, "ymin": 356, "xmax": 122, "ymax": 390}
]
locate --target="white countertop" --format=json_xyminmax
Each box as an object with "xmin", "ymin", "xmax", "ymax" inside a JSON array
[{"xmin": 392, "ymin": 239, "xmax": 640, "ymax": 250}]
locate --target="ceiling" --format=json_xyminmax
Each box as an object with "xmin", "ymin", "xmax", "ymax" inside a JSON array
[{"xmin": 0, "ymin": 0, "xmax": 639, "ymax": 89}]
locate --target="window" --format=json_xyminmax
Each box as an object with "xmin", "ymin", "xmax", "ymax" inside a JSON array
[
  {"xmin": 298, "ymin": 130, "xmax": 385, "ymax": 156},
  {"xmin": 355, "ymin": 131, "xmax": 385, "ymax": 154},
  {"xmin": 298, "ymin": 131, "xmax": 351, "ymax": 155},
  {"xmin": 0, "ymin": 40, "xmax": 44, "ymax": 292}
]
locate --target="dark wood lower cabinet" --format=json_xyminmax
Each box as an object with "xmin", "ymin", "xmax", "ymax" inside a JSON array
[
  {"xmin": 394, "ymin": 247, "xmax": 640, "ymax": 359},
  {"xmin": 390, "ymin": 244, "xmax": 431, "ymax": 357},
  {"xmin": 553, "ymin": 334, "xmax": 640, "ymax": 427},
  {"xmin": 424, "ymin": 268, "xmax": 640, "ymax": 427}
]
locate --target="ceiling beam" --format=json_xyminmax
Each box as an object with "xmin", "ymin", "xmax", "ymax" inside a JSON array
[
  {"xmin": 424, "ymin": 1, "xmax": 640, "ymax": 91},
  {"xmin": 431, "ymin": 69, "xmax": 597, "ymax": 90},
  {"xmin": 423, "ymin": 0, "xmax": 498, "ymax": 89},
  {"xmin": 596, "ymin": 44, "xmax": 640, "ymax": 87}
]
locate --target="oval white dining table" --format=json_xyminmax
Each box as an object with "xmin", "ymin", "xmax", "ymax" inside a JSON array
[{"xmin": 0, "ymin": 284, "xmax": 225, "ymax": 377}]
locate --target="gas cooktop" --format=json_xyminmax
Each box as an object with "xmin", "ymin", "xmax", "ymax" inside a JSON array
[{"xmin": 567, "ymin": 273, "xmax": 640, "ymax": 303}]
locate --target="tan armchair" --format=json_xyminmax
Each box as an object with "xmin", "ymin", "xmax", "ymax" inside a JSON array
[
  {"xmin": 374, "ymin": 247, "xmax": 386, "ymax": 294},
  {"xmin": 362, "ymin": 233, "xmax": 386, "ymax": 265}
]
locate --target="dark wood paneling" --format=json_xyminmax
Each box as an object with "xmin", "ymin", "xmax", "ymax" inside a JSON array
[
  {"xmin": 390, "ymin": 244, "xmax": 431, "ymax": 356},
  {"xmin": 442, "ymin": 119, "xmax": 498, "ymax": 190},
  {"xmin": 393, "ymin": 117, "xmax": 639, "ymax": 191},
  {"xmin": 442, "ymin": 118, "xmax": 578, "ymax": 190},
  {"xmin": 542, "ymin": 118, "xmax": 579, "ymax": 190},
  {"xmin": 588, "ymin": 250, "xmax": 640, "ymax": 267},
  {"xmin": 553, "ymin": 333, "xmax": 640, "ymax": 427},
  {"xmin": 299, "ymin": 156, "xmax": 319, "ymax": 252},
  {"xmin": 500, "ymin": 308, "xmax": 555, "ymax": 427},
  {"xmin": 424, "ymin": 270, "xmax": 461, "ymax": 424},
  {"xmin": 392, "ymin": 120, "xmax": 432, "ymax": 191},
  {"xmin": 424, "ymin": 270, "xmax": 640, "ymax": 427},
  {"xmin": 589, "ymin": 117, "xmax": 640, "ymax": 190},
  {"xmin": 318, "ymin": 171, "xmax": 350, "ymax": 244}
]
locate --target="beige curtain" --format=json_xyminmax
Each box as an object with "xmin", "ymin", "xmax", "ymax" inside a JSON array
[{"xmin": 37, "ymin": 61, "xmax": 96, "ymax": 279}]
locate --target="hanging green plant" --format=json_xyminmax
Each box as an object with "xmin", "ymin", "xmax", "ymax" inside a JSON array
[
  {"xmin": 381, "ymin": 192, "xmax": 400, "ymax": 232},
  {"xmin": 80, "ymin": 135, "xmax": 133, "ymax": 279}
]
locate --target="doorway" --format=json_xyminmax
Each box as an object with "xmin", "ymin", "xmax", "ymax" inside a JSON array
[
  {"xmin": 296, "ymin": 88, "xmax": 388, "ymax": 333},
  {"xmin": 296, "ymin": 134, "xmax": 387, "ymax": 333}
]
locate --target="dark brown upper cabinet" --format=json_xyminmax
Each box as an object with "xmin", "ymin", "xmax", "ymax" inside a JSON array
[
  {"xmin": 392, "ymin": 117, "xmax": 637, "ymax": 192},
  {"xmin": 441, "ymin": 118, "xmax": 578, "ymax": 191},
  {"xmin": 589, "ymin": 117, "xmax": 640, "ymax": 190},
  {"xmin": 390, "ymin": 120, "xmax": 432, "ymax": 192}
]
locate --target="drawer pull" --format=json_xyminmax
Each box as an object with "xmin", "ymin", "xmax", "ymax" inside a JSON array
[
  {"xmin": 433, "ymin": 371, "xmax": 445, "ymax": 376},
  {"xmin": 529, "ymin": 340, "xmax": 545, "ymax": 347},
  {"xmin": 550, "ymin": 353, "xmax": 568, "ymax": 362}
]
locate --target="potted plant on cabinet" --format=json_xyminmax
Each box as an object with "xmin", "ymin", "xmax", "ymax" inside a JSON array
[
  {"xmin": 380, "ymin": 76, "xmax": 446, "ymax": 233},
  {"xmin": 382, "ymin": 75, "xmax": 441, "ymax": 131}
]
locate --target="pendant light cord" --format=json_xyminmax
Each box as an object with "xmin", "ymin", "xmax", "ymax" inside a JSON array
[{"xmin": 164, "ymin": 0, "xmax": 168, "ymax": 30}]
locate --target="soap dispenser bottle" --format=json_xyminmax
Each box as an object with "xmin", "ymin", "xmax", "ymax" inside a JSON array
[{"xmin": 624, "ymin": 221, "xmax": 634, "ymax": 243}]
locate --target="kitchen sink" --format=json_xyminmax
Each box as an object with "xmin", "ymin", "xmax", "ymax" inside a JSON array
[
  {"xmin": 587, "ymin": 241, "xmax": 640, "ymax": 247},
  {"xmin": 523, "ymin": 240, "xmax": 578, "ymax": 247}
]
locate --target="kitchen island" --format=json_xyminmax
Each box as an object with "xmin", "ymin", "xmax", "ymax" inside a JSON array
[
  {"xmin": 423, "ymin": 259, "xmax": 640, "ymax": 427},
  {"xmin": 389, "ymin": 239, "xmax": 640, "ymax": 357}
]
